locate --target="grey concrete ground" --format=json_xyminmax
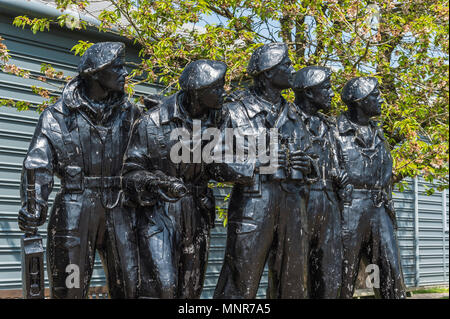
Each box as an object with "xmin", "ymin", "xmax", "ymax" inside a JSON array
[{"xmin": 408, "ymin": 292, "xmax": 449, "ymax": 299}]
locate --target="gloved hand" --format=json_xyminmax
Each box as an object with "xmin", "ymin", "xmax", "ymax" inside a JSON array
[
  {"xmin": 332, "ymin": 169, "xmax": 349, "ymax": 189},
  {"xmin": 151, "ymin": 171, "xmax": 189, "ymax": 203},
  {"xmin": 255, "ymin": 149, "xmax": 287, "ymax": 169},
  {"xmin": 288, "ymin": 150, "xmax": 312, "ymax": 174},
  {"xmin": 276, "ymin": 148, "xmax": 287, "ymax": 169},
  {"xmin": 18, "ymin": 200, "xmax": 48, "ymax": 233}
]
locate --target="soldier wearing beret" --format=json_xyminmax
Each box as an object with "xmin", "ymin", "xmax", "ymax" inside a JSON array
[
  {"xmin": 122, "ymin": 59, "xmax": 227, "ymax": 298},
  {"xmin": 291, "ymin": 66, "xmax": 348, "ymax": 298},
  {"xmin": 336, "ymin": 77, "xmax": 406, "ymax": 298},
  {"xmin": 213, "ymin": 43, "xmax": 313, "ymax": 299},
  {"xmin": 19, "ymin": 42, "xmax": 142, "ymax": 298}
]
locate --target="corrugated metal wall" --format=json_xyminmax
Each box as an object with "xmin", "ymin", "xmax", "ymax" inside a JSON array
[
  {"xmin": 390, "ymin": 178, "xmax": 449, "ymax": 288},
  {"xmin": 393, "ymin": 180, "xmax": 416, "ymax": 287},
  {"xmin": 0, "ymin": 11, "xmax": 448, "ymax": 298},
  {"xmin": 416, "ymin": 178, "xmax": 449, "ymax": 286}
]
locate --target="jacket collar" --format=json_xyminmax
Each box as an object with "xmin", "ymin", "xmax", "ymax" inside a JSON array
[
  {"xmin": 160, "ymin": 92, "xmax": 184, "ymax": 124},
  {"xmin": 338, "ymin": 112, "xmax": 385, "ymax": 141},
  {"xmin": 159, "ymin": 92, "xmax": 214, "ymax": 127},
  {"xmin": 244, "ymin": 88, "xmax": 288, "ymax": 119},
  {"xmin": 57, "ymin": 76, "xmax": 128, "ymax": 120}
]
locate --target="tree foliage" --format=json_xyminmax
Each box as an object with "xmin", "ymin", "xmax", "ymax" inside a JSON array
[{"xmin": 0, "ymin": 0, "xmax": 448, "ymax": 189}]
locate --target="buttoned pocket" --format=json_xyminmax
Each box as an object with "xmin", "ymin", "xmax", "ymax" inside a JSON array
[
  {"xmin": 64, "ymin": 166, "xmax": 83, "ymax": 192},
  {"xmin": 53, "ymin": 234, "xmax": 80, "ymax": 249},
  {"xmin": 232, "ymin": 221, "xmax": 259, "ymax": 235},
  {"xmin": 141, "ymin": 222, "xmax": 163, "ymax": 238}
]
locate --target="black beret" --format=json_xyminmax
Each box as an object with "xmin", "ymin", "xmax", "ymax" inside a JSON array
[
  {"xmin": 341, "ymin": 76, "xmax": 379, "ymax": 104},
  {"xmin": 247, "ymin": 43, "xmax": 288, "ymax": 77},
  {"xmin": 179, "ymin": 59, "xmax": 227, "ymax": 91},
  {"xmin": 78, "ymin": 42, "xmax": 125, "ymax": 75},
  {"xmin": 292, "ymin": 66, "xmax": 332, "ymax": 90}
]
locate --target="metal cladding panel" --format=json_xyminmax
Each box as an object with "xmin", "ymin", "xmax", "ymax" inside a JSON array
[
  {"xmin": 393, "ymin": 181, "xmax": 416, "ymax": 287},
  {"xmin": 417, "ymin": 179, "xmax": 449, "ymax": 286}
]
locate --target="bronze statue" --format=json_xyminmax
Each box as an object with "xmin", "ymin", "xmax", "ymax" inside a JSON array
[
  {"xmin": 122, "ymin": 59, "xmax": 227, "ymax": 298},
  {"xmin": 19, "ymin": 42, "xmax": 142, "ymax": 298},
  {"xmin": 292, "ymin": 66, "xmax": 347, "ymax": 299},
  {"xmin": 213, "ymin": 43, "xmax": 313, "ymax": 299},
  {"xmin": 336, "ymin": 77, "xmax": 406, "ymax": 299}
]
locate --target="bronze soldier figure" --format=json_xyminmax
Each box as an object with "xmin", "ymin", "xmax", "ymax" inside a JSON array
[
  {"xmin": 292, "ymin": 66, "xmax": 348, "ymax": 298},
  {"xmin": 213, "ymin": 43, "xmax": 313, "ymax": 299},
  {"xmin": 122, "ymin": 59, "xmax": 227, "ymax": 298},
  {"xmin": 336, "ymin": 77, "xmax": 406, "ymax": 299},
  {"xmin": 18, "ymin": 42, "xmax": 141, "ymax": 298}
]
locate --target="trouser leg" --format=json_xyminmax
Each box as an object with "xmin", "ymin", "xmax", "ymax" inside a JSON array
[
  {"xmin": 214, "ymin": 186, "xmax": 275, "ymax": 299},
  {"xmin": 308, "ymin": 190, "xmax": 343, "ymax": 299},
  {"xmin": 137, "ymin": 205, "xmax": 178, "ymax": 299},
  {"xmin": 267, "ymin": 189, "xmax": 309, "ymax": 299},
  {"xmin": 103, "ymin": 205, "xmax": 139, "ymax": 298},
  {"xmin": 97, "ymin": 231, "xmax": 124, "ymax": 298},
  {"xmin": 371, "ymin": 207, "xmax": 407, "ymax": 299},
  {"xmin": 178, "ymin": 197, "xmax": 210, "ymax": 299},
  {"xmin": 340, "ymin": 199, "xmax": 368, "ymax": 299},
  {"xmin": 47, "ymin": 192, "xmax": 97, "ymax": 299}
]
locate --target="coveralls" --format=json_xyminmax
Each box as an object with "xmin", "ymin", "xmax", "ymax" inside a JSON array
[
  {"xmin": 295, "ymin": 108, "xmax": 343, "ymax": 299},
  {"xmin": 214, "ymin": 89, "xmax": 311, "ymax": 299},
  {"xmin": 335, "ymin": 112, "xmax": 406, "ymax": 299},
  {"xmin": 21, "ymin": 77, "xmax": 141, "ymax": 298},
  {"xmin": 122, "ymin": 92, "xmax": 216, "ymax": 298}
]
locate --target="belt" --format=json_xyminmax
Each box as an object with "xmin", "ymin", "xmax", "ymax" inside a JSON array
[
  {"xmin": 352, "ymin": 188, "xmax": 382, "ymax": 195},
  {"xmin": 184, "ymin": 183, "xmax": 208, "ymax": 197},
  {"xmin": 310, "ymin": 179, "xmax": 334, "ymax": 191},
  {"xmin": 83, "ymin": 176, "xmax": 122, "ymax": 189},
  {"xmin": 62, "ymin": 176, "xmax": 122, "ymax": 190},
  {"xmin": 350, "ymin": 188, "xmax": 386, "ymax": 207}
]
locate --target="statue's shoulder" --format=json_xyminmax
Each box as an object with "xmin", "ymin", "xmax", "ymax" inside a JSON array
[
  {"xmin": 223, "ymin": 91, "xmax": 253, "ymax": 128},
  {"xmin": 38, "ymin": 99, "xmax": 65, "ymax": 131},
  {"xmin": 335, "ymin": 113, "xmax": 347, "ymax": 127},
  {"xmin": 142, "ymin": 106, "xmax": 161, "ymax": 128},
  {"xmin": 225, "ymin": 90, "xmax": 248, "ymax": 103},
  {"xmin": 224, "ymin": 90, "xmax": 252, "ymax": 113},
  {"xmin": 318, "ymin": 112, "xmax": 337, "ymax": 127},
  {"xmin": 370, "ymin": 119, "xmax": 388, "ymax": 142},
  {"xmin": 124, "ymin": 100, "xmax": 143, "ymax": 116}
]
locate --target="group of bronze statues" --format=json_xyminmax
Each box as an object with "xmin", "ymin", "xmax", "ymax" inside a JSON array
[{"xmin": 18, "ymin": 41, "xmax": 407, "ymax": 299}]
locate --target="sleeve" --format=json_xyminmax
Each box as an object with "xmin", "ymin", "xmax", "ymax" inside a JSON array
[
  {"xmin": 20, "ymin": 112, "xmax": 55, "ymax": 216},
  {"xmin": 205, "ymin": 102, "xmax": 255, "ymax": 185},
  {"xmin": 381, "ymin": 132, "xmax": 398, "ymax": 229},
  {"xmin": 330, "ymin": 124, "xmax": 353, "ymax": 205},
  {"xmin": 121, "ymin": 117, "xmax": 159, "ymax": 207},
  {"xmin": 329, "ymin": 124, "xmax": 344, "ymax": 185}
]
